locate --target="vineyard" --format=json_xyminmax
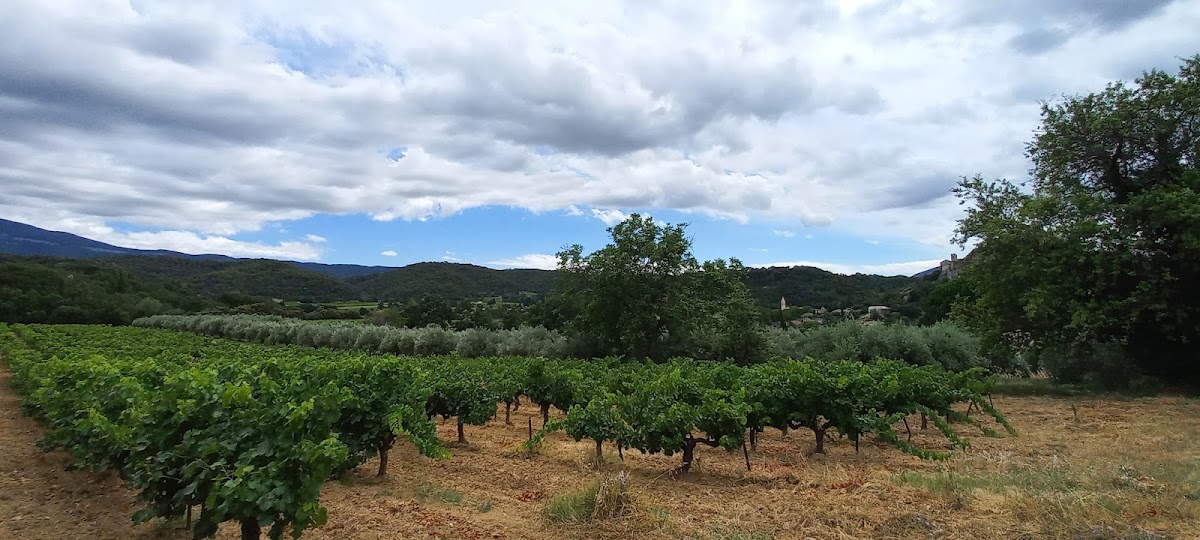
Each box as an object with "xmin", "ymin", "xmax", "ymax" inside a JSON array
[{"xmin": 0, "ymin": 322, "xmax": 1021, "ymax": 539}]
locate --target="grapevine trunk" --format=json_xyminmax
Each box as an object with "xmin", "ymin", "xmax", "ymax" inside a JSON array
[{"xmin": 240, "ymin": 517, "xmax": 260, "ymax": 540}]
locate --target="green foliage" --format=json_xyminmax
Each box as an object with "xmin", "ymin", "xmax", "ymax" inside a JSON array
[
  {"xmin": 136, "ymin": 314, "xmax": 572, "ymax": 359},
  {"xmin": 0, "ymin": 324, "xmax": 445, "ymax": 539},
  {"xmin": 763, "ymin": 321, "xmax": 989, "ymax": 372},
  {"xmin": 352, "ymin": 262, "xmax": 555, "ymax": 303},
  {"xmin": 954, "ymin": 55, "xmax": 1200, "ymax": 386},
  {"xmin": 14, "ymin": 320, "xmax": 1017, "ymax": 504},
  {"xmin": 555, "ymin": 214, "xmax": 764, "ymax": 362},
  {"xmin": 106, "ymin": 255, "xmax": 359, "ymax": 302},
  {"xmin": 0, "ymin": 255, "xmax": 211, "ymax": 324},
  {"xmin": 746, "ymin": 264, "xmax": 928, "ymax": 315}
]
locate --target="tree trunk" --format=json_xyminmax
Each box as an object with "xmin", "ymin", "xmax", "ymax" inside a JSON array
[
  {"xmin": 903, "ymin": 417, "xmax": 912, "ymax": 441},
  {"xmin": 377, "ymin": 433, "xmax": 396, "ymax": 477},
  {"xmin": 921, "ymin": 412, "xmax": 928, "ymax": 430},
  {"xmin": 854, "ymin": 433, "xmax": 860, "ymax": 453},
  {"xmin": 505, "ymin": 401, "xmax": 513, "ymax": 425},
  {"xmin": 540, "ymin": 403, "xmax": 550, "ymax": 427},
  {"xmin": 680, "ymin": 441, "xmax": 696, "ymax": 473},
  {"xmin": 781, "ymin": 425, "xmax": 789, "ymax": 438},
  {"xmin": 617, "ymin": 445, "xmax": 624, "ymax": 461},
  {"xmin": 813, "ymin": 427, "xmax": 826, "ymax": 454},
  {"xmin": 742, "ymin": 438, "xmax": 751, "ymax": 471},
  {"xmin": 749, "ymin": 428, "xmax": 758, "ymax": 451},
  {"xmin": 240, "ymin": 517, "xmax": 261, "ymax": 540},
  {"xmin": 457, "ymin": 419, "xmax": 466, "ymax": 444},
  {"xmin": 595, "ymin": 439, "xmax": 603, "ymax": 462}
]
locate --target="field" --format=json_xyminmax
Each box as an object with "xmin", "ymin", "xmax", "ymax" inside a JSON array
[{"xmin": 2, "ymin": 326, "xmax": 1198, "ymax": 540}]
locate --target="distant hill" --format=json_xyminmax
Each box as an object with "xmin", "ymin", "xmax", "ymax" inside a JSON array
[
  {"xmin": 352, "ymin": 262, "xmax": 557, "ymax": 302},
  {"xmin": 746, "ymin": 265, "xmax": 922, "ymax": 310},
  {"xmin": 0, "ymin": 218, "xmax": 392, "ymax": 279},
  {"xmin": 0, "ymin": 218, "xmax": 931, "ymax": 312},
  {"xmin": 0, "ymin": 218, "xmax": 233, "ymax": 261},
  {"xmin": 0, "ymin": 254, "xmax": 214, "ymax": 324},
  {"xmin": 105, "ymin": 256, "xmax": 359, "ymax": 302}
]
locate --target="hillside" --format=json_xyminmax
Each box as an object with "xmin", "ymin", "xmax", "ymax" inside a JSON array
[
  {"xmin": 746, "ymin": 265, "xmax": 922, "ymax": 309},
  {"xmin": 0, "ymin": 255, "xmax": 213, "ymax": 324},
  {"xmin": 352, "ymin": 262, "xmax": 557, "ymax": 302},
  {"xmin": 104, "ymin": 256, "xmax": 360, "ymax": 302},
  {"xmin": 0, "ymin": 218, "xmax": 931, "ymax": 313}
]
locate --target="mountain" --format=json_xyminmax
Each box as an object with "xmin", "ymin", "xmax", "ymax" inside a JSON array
[
  {"xmin": 105, "ymin": 256, "xmax": 360, "ymax": 302},
  {"xmin": 746, "ymin": 265, "xmax": 922, "ymax": 310},
  {"xmin": 0, "ymin": 218, "xmax": 392, "ymax": 278},
  {"xmin": 0, "ymin": 254, "xmax": 214, "ymax": 324},
  {"xmin": 0, "ymin": 218, "xmax": 929, "ymax": 312},
  {"xmin": 352, "ymin": 262, "xmax": 556, "ymax": 302},
  {"xmin": 0, "ymin": 218, "xmax": 233, "ymax": 261}
]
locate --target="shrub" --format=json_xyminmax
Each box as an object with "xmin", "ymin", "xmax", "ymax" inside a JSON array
[
  {"xmin": 414, "ymin": 325, "xmax": 456, "ymax": 356},
  {"xmin": 456, "ymin": 328, "xmax": 500, "ymax": 358},
  {"xmin": 545, "ymin": 472, "xmax": 634, "ymax": 523}
]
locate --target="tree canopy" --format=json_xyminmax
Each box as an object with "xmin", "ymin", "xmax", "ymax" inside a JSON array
[
  {"xmin": 556, "ymin": 214, "xmax": 763, "ymax": 362},
  {"xmin": 954, "ymin": 55, "xmax": 1200, "ymax": 386}
]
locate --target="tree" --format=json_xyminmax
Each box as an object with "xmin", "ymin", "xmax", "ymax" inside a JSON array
[
  {"xmin": 556, "ymin": 214, "xmax": 762, "ymax": 362},
  {"xmin": 954, "ymin": 55, "xmax": 1200, "ymax": 386}
]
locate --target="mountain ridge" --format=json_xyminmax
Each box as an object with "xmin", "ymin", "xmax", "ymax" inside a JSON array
[{"xmin": 1, "ymin": 218, "xmax": 930, "ymax": 310}]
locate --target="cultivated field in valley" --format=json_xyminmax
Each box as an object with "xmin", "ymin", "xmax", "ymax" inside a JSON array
[{"xmin": 1, "ymin": 326, "xmax": 1197, "ymax": 540}]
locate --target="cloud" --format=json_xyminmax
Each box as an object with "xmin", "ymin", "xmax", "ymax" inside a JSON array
[
  {"xmin": 442, "ymin": 251, "xmax": 460, "ymax": 261},
  {"xmin": 305, "ymin": 234, "xmax": 327, "ymax": 243},
  {"xmin": 0, "ymin": 0, "xmax": 1196, "ymax": 258},
  {"xmin": 865, "ymin": 239, "xmax": 879, "ymax": 245},
  {"xmin": 591, "ymin": 209, "xmax": 629, "ymax": 226},
  {"xmin": 772, "ymin": 229, "xmax": 795, "ymax": 238},
  {"xmin": 804, "ymin": 233, "xmax": 813, "ymax": 239},
  {"xmin": 487, "ymin": 253, "xmax": 559, "ymax": 270},
  {"xmin": 380, "ymin": 250, "xmax": 398, "ymax": 257},
  {"xmin": 752, "ymin": 259, "xmax": 943, "ymax": 277}
]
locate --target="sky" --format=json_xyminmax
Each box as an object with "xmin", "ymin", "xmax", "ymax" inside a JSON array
[{"xmin": 1, "ymin": 0, "xmax": 1196, "ymax": 276}]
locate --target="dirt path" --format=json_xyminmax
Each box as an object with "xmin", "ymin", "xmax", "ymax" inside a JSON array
[{"xmin": 0, "ymin": 366, "xmax": 187, "ymax": 540}]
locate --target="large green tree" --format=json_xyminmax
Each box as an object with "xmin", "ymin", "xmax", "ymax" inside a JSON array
[
  {"xmin": 556, "ymin": 214, "xmax": 763, "ymax": 362},
  {"xmin": 954, "ymin": 55, "xmax": 1200, "ymax": 385}
]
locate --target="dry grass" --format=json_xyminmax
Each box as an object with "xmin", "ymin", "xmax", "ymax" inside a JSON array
[{"xmin": 2, "ymin": 364, "xmax": 1199, "ymax": 540}]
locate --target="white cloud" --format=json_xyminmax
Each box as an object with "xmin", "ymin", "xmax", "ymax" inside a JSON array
[
  {"xmin": 442, "ymin": 251, "xmax": 460, "ymax": 261},
  {"xmin": 752, "ymin": 259, "xmax": 944, "ymax": 277},
  {"xmin": 591, "ymin": 209, "xmax": 630, "ymax": 226},
  {"xmin": 772, "ymin": 229, "xmax": 795, "ymax": 238},
  {"xmin": 0, "ymin": 0, "xmax": 1195, "ymax": 256},
  {"xmin": 487, "ymin": 253, "xmax": 559, "ymax": 270},
  {"xmin": 804, "ymin": 233, "xmax": 814, "ymax": 239},
  {"xmin": 865, "ymin": 239, "xmax": 880, "ymax": 245},
  {"xmin": 380, "ymin": 250, "xmax": 398, "ymax": 257},
  {"xmin": 305, "ymin": 234, "xmax": 327, "ymax": 243}
]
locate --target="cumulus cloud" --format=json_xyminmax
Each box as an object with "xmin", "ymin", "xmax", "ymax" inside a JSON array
[
  {"xmin": 752, "ymin": 259, "xmax": 943, "ymax": 277},
  {"xmin": 380, "ymin": 250, "xmax": 398, "ymax": 257},
  {"xmin": 306, "ymin": 234, "xmax": 327, "ymax": 243},
  {"xmin": 591, "ymin": 209, "xmax": 630, "ymax": 226},
  {"xmin": 772, "ymin": 229, "xmax": 795, "ymax": 237},
  {"xmin": 0, "ymin": 0, "xmax": 1196, "ymax": 258},
  {"xmin": 487, "ymin": 253, "xmax": 559, "ymax": 270}
]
